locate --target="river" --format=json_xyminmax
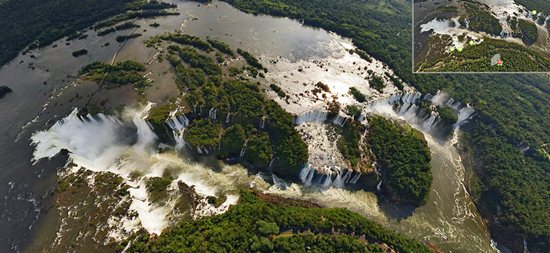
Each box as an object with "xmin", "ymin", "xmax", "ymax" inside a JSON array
[{"xmin": 0, "ymin": 1, "xmax": 498, "ymax": 252}]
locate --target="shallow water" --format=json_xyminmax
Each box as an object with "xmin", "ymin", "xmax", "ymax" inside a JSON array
[
  {"xmin": 2, "ymin": 0, "xmax": 498, "ymax": 252},
  {"xmin": 178, "ymin": 1, "xmax": 334, "ymax": 61}
]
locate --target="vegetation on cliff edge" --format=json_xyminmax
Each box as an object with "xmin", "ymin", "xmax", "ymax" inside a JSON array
[{"xmin": 127, "ymin": 191, "xmax": 431, "ymax": 253}]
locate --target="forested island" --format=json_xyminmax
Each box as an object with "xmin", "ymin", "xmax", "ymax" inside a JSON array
[
  {"xmin": 0, "ymin": 0, "xmax": 177, "ymax": 66},
  {"xmin": 518, "ymin": 19, "xmax": 538, "ymax": 45},
  {"xmin": 79, "ymin": 60, "xmax": 147, "ymax": 88},
  {"xmin": 222, "ymin": 0, "xmax": 550, "ymax": 252},
  {"xmin": 463, "ymin": 1, "xmax": 502, "ymax": 36},
  {"xmin": 418, "ymin": 37, "xmax": 550, "ymax": 72},
  {"xmin": 80, "ymin": 29, "xmax": 434, "ymax": 208},
  {"xmin": 1, "ymin": 0, "xmax": 548, "ymax": 252},
  {"xmin": 127, "ymin": 190, "xmax": 431, "ymax": 253},
  {"xmin": 143, "ymin": 33, "xmax": 308, "ymax": 180},
  {"xmin": 367, "ymin": 116, "xmax": 432, "ymax": 207},
  {"xmin": 414, "ymin": 0, "xmax": 550, "ymax": 72},
  {"xmin": 516, "ymin": 0, "xmax": 550, "ymax": 15}
]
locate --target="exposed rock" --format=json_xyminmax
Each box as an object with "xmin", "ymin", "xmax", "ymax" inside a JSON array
[{"xmin": 0, "ymin": 85, "xmax": 12, "ymax": 98}]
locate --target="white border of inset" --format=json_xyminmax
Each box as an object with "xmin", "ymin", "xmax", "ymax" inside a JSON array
[{"xmin": 411, "ymin": 0, "xmax": 550, "ymax": 74}]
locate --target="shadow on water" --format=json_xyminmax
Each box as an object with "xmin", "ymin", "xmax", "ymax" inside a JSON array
[{"xmin": 375, "ymin": 195, "xmax": 417, "ymax": 221}]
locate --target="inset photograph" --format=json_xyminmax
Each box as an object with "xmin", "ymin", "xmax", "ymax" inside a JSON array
[{"xmin": 413, "ymin": 0, "xmax": 550, "ymax": 73}]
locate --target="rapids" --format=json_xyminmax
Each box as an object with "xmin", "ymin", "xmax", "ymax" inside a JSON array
[
  {"xmin": 30, "ymin": 104, "xmax": 267, "ymax": 237},
  {"xmin": 4, "ymin": 0, "xmax": 499, "ymax": 252}
]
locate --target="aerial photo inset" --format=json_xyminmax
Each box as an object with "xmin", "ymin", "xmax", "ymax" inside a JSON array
[{"xmin": 414, "ymin": 0, "xmax": 550, "ymax": 72}]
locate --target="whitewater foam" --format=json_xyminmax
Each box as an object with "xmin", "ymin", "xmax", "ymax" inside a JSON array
[{"xmin": 30, "ymin": 103, "xmax": 264, "ymax": 238}]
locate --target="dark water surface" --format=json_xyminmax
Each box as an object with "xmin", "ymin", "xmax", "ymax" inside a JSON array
[{"xmin": 0, "ymin": 1, "xmax": 498, "ymax": 252}]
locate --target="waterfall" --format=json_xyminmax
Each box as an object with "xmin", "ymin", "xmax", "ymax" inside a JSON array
[
  {"xmin": 397, "ymin": 102, "xmax": 412, "ymax": 115},
  {"xmin": 375, "ymin": 167, "xmax": 382, "ymax": 192},
  {"xmin": 294, "ymin": 110, "xmax": 328, "ymax": 125},
  {"xmin": 167, "ymin": 114, "xmax": 190, "ymax": 130},
  {"xmin": 349, "ymin": 173, "xmax": 361, "ymax": 184},
  {"xmin": 29, "ymin": 106, "xmax": 189, "ymax": 235},
  {"xmin": 401, "ymin": 92, "xmax": 422, "ymax": 104},
  {"xmin": 341, "ymin": 170, "xmax": 352, "ymax": 183},
  {"xmin": 239, "ymin": 146, "xmax": 246, "ymax": 158},
  {"xmin": 260, "ymin": 116, "xmax": 266, "ymax": 129},
  {"xmin": 321, "ymin": 175, "xmax": 332, "ymax": 188},
  {"xmin": 422, "ymin": 113, "xmax": 440, "ymax": 132},
  {"xmin": 294, "ymin": 110, "xmax": 351, "ymax": 128},
  {"xmin": 299, "ymin": 166, "xmax": 359, "ymax": 188},
  {"xmin": 299, "ymin": 166, "xmax": 311, "ymax": 182},
  {"xmin": 523, "ymin": 238, "xmax": 531, "ymax": 253},
  {"xmin": 304, "ymin": 167, "xmax": 316, "ymax": 186},
  {"xmin": 299, "ymin": 166, "xmax": 317, "ymax": 186},
  {"xmin": 133, "ymin": 119, "xmax": 157, "ymax": 153},
  {"xmin": 332, "ymin": 115, "xmax": 348, "ymax": 126},
  {"xmin": 225, "ymin": 113, "xmax": 231, "ymax": 124},
  {"xmin": 267, "ymin": 159, "xmax": 274, "ymax": 172},
  {"xmin": 444, "ymin": 98, "xmax": 462, "ymax": 111},
  {"xmin": 455, "ymin": 105, "xmax": 475, "ymax": 127},
  {"xmin": 367, "ymin": 91, "xmax": 476, "ymax": 134},
  {"xmin": 271, "ymin": 174, "xmax": 288, "ymax": 189},
  {"xmin": 423, "ymin": 93, "xmax": 433, "ymax": 101},
  {"xmin": 209, "ymin": 108, "xmax": 217, "ymax": 120},
  {"xmin": 167, "ymin": 114, "xmax": 190, "ymax": 151},
  {"xmin": 332, "ymin": 171, "xmax": 343, "ymax": 188},
  {"xmin": 196, "ymin": 146, "xmax": 211, "ymax": 155}
]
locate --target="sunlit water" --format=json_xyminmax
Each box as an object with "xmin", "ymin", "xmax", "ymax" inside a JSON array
[{"xmin": 1, "ymin": 0, "xmax": 498, "ymax": 252}]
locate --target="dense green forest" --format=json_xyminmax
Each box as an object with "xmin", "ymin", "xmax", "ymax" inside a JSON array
[
  {"xmin": 237, "ymin": 48, "xmax": 267, "ymax": 72},
  {"xmin": 415, "ymin": 1, "xmax": 550, "ymax": 72},
  {"xmin": 518, "ymin": 19, "xmax": 538, "ymax": 46},
  {"xmin": 516, "ymin": 0, "xmax": 550, "ymax": 14},
  {"xmin": 463, "ymin": 1, "xmax": 502, "ymax": 36},
  {"xmin": 0, "ymin": 0, "xmax": 175, "ymax": 67},
  {"xmin": 434, "ymin": 106, "xmax": 457, "ymax": 138},
  {"xmin": 127, "ymin": 191, "xmax": 431, "ymax": 253},
  {"xmin": 349, "ymin": 87, "xmax": 367, "ymax": 103},
  {"xmin": 335, "ymin": 121, "xmax": 374, "ymax": 174},
  {"xmin": 418, "ymin": 38, "xmax": 550, "ymax": 72},
  {"xmin": 183, "ymin": 119, "xmax": 223, "ymax": 153},
  {"xmin": 79, "ymin": 60, "xmax": 146, "ymax": 88},
  {"xmin": 147, "ymin": 34, "xmax": 308, "ymax": 180},
  {"xmin": 222, "ymin": 0, "xmax": 550, "ymax": 251},
  {"xmin": 367, "ymin": 116, "xmax": 432, "ymax": 206}
]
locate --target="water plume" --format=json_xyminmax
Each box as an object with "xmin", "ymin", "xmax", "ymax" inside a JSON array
[{"xmin": 30, "ymin": 104, "xmax": 263, "ymax": 238}]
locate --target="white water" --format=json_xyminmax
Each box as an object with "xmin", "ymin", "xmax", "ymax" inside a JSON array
[
  {"xmin": 420, "ymin": 17, "xmax": 485, "ymax": 50},
  {"xmin": 419, "ymin": 0, "xmax": 548, "ymax": 50},
  {"xmin": 267, "ymin": 126, "xmax": 496, "ymax": 253},
  {"xmin": 28, "ymin": 60, "xmax": 494, "ymax": 253},
  {"xmin": 13, "ymin": 1, "xmax": 495, "ymax": 252},
  {"xmin": 30, "ymin": 104, "xmax": 271, "ymax": 238},
  {"xmin": 367, "ymin": 91, "xmax": 475, "ymax": 132},
  {"xmin": 263, "ymin": 34, "xmax": 404, "ymax": 116},
  {"xmin": 167, "ymin": 112, "xmax": 190, "ymax": 150},
  {"xmin": 294, "ymin": 110, "xmax": 328, "ymax": 125}
]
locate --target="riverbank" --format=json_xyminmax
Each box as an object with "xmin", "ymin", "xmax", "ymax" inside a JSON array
[
  {"xmin": 221, "ymin": 1, "xmax": 550, "ymax": 252},
  {"xmin": 2, "ymin": 1, "xmax": 508, "ymax": 252},
  {"xmin": 458, "ymin": 132, "xmax": 517, "ymax": 253}
]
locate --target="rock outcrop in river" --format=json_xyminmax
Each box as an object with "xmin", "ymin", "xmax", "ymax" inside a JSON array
[{"xmin": 0, "ymin": 85, "xmax": 12, "ymax": 98}]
